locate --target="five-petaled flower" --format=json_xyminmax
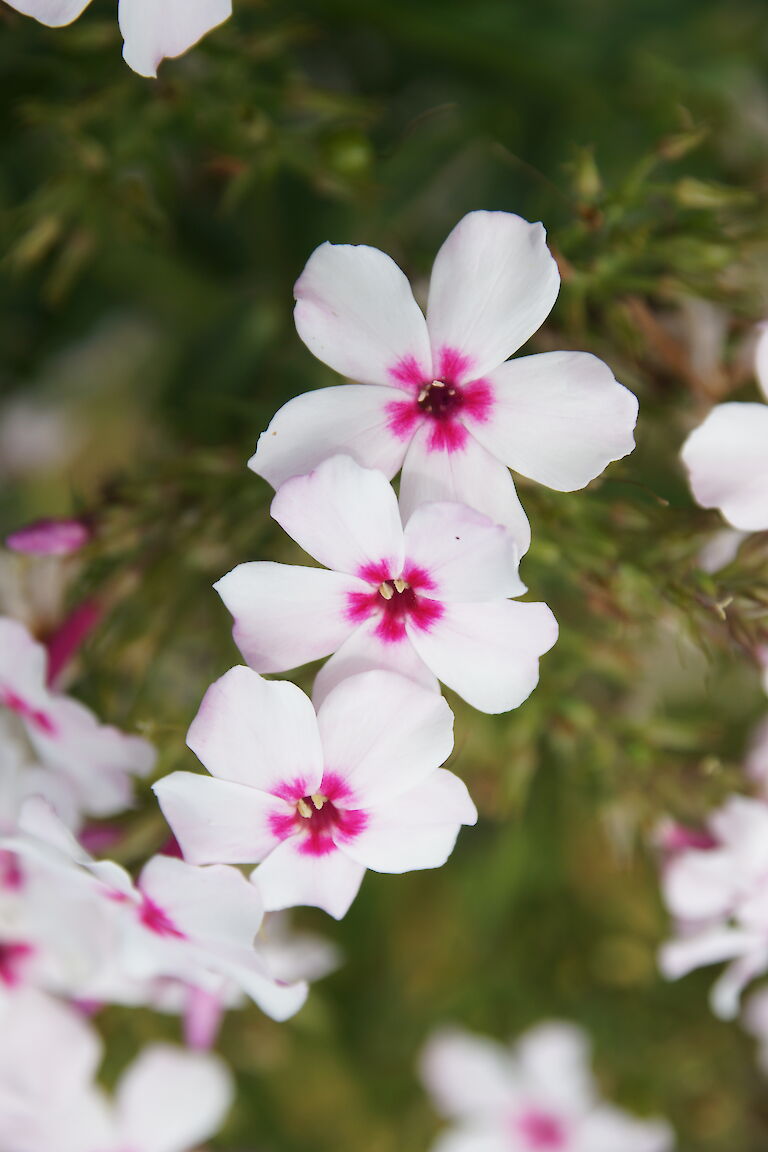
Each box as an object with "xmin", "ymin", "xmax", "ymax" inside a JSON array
[
  {"xmin": 215, "ymin": 454, "xmax": 558, "ymax": 714},
  {"xmin": 251, "ymin": 210, "xmax": 639, "ymax": 553},
  {"xmin": 154, "ymin": 665, "xmax": 476, "ymax": 919}
]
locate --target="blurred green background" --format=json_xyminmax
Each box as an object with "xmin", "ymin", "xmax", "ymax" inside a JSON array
[{"xmin": 3, "ymin": 0, "xmax": 768, "ymax": 1148}]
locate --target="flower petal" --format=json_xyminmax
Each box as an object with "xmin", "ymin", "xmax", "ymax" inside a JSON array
[
  {"xmin": 408, "ymin": 600, "xmax": 558, "ymax": 713},
  {"xmin": 138, "ymin": 855, "xmax": 265, "ymax": 951},
  {"xmin": 186, "ymin": 666, "xmax": 323, "ymax": 794},
  {"xmin": 316, "ymin": 670, "xmax": 454, "ymax": 806},
  {"xmin": 214, "ymin": 562, "xmax": 360, "ymax": 673},
  {"xmin": 342, "ymin": 769, "xmax": 476, "ymax": 873},
  {"xmin": 312, "ymin": 619, "xmax": 439, "ymax": 708},
  {"xmin": 153, "ymin": 772, "xmax": 287, "ymax": 866},
  {"xmin": 475, "ymin": 352, "xmax": 638, "ymax": 490},
  {"xmin": 426, "ymin": 211, "xmax": 560, "ymax": 377},
  {"xmin": 659, "ymin": 926, "xmax": 762, "ymax": 981},
  {"xmin": 119, "ymin": 0, "xmax": 231, "ymax": 78},
  {"xmin": 249, "ymin": 383, "xmax": 409, "ymax": 490},
  {"xmin": 662, "ymin": 849, "xmax": 737, "ymax": 921},
  {"xmin": 400, "ymin": 427, "xmax": 531, "ymax": 554},
  {"xmin": 220, "ymin": 952, "xmax": 308, "ymax": 1021},
  {"xmin": 270, "ymin": 454, "xmax": 405, "ymax": 577},
  {"xmin": 514, "ymin": 1022, "xmax": 593, "ymax": 1112},
  {"xmin": 3, "ymin": 0, "xmax": 91, "ymax": 25},
  {"xmin": 681, "ymin": 402, "xmax": 768, "ymax": 531},
  {"xmin": 403, "ymin": 502, "xmax": 525, "ymax": 602},
  {"xmin": 294, "ymin": 241, "xmax": 432, "ymax": 387},
  {"xmin": 578, "ymin": 1106, "xmax": 674, "ymax": 1152},
  {"xmin": 253, "ymin": 838, "xmax": 366, "ymax": 919},
  {"xmin": 420, "ymin": 1027, "xmax": 516, "ymax": 1121}
]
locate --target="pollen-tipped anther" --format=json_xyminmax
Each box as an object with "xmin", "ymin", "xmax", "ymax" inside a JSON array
[
  {"xmin": 393, "ymin": 577, "xmax": 409, "ymax": 593},
  {"xmin": 296, "ymin": 798, "xmax": 312, "ymax": 819},
  {"xmin": 311, "ymin": 793, "xmax": 327, "ymax": 810},
  {"xmin": 379, "ymin": 582, "xmax": 394, "ymax": 600}
]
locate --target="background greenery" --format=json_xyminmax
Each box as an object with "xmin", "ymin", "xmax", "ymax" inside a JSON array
[{"xmin": 2, "ymin": 0, "xmax": 768, "ymax": 1148}]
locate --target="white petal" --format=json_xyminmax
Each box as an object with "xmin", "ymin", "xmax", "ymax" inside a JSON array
[
  {"xmin": 138, "ymin": 855, "xmax": 265, "ymax": 951},
  {"xmin": 710, "ymin": 948, "xmax": 768, "ymax": 1020},
  {"xmin": 400, "ymin": 427, "xmax": 531, "ymax": 555},
  {"xmin": 270, "ymin": 454, "xmax": 405, "ymax": 577},
  {"xmin": 119, "ymin": 0, "xmax": 231, "ymax": 78},
  {"xmin": 681, "ymin": 402, "xmax": 768, "ymax": 531},
  {"xmin": 186, "ymin": 666, "xmax": 324, "ymax": 794},
  {"xmin": 420, "ymin": 1028, "xmax": 515, "ymax": 1120},
  {"xmin": 661, "ymin": 849, "xmax": 738, "ymax": 921},
  {"xmin": 294, "ymin": 241, "xmax": 432, "ymax": 386},
  {"xmin": 116, "ymin": 1044, "xmax": 232, "ymax": 1152},
  {"xmin": 409, "ymin": 600, "xmax": 558, "ymax": 713},
  {"xmin": 3, "ymin": 0, "xmax": 91, "ymax": 26},
  {"xmin": 221, "ymin": 952, "xmax": 308, "ymax": 1021},
  {"xmin": 214, "ymin": 562, "xmax": 359, "ymax": 673},
  {"xmin": 153, "ymin": 772, "xmax": 287, "ymax": 865},
  {"xmin": 0, "ymin": 616, "xmax": 48, "ymax": 706},
  {"xmin": 312, "ymin": 618, "xmax": 439, "ymax": 707},
  {"xmin": 316, "ymin": 670, "xmax": 454, "ymax": 806},
  {"xmin": 474, "ymin": 352, "xmax": 638, "ymax": 490},
  {"xmin": 253, "ymin": 838, "xmax": 366, "ymax": 919},
  {"xmin": 697, "ymin": 528, "xmax": 747, "ymax": 574},
  {"xmin": 426, "ymin": 211, "xmax": 560, "ymax": 377},
  {"xmin": 514, "ymin": 1021, "xmax": 594, "ymax": 1112},
  {"xmin": 403, "ymin": 502, "xmax": 525, "ymax": 601},
  {"xmin": 343, "ymin": 769, "xmax": 476, "ymax": 873},
  {"xmin": 249, "ymin": 384, "xmax": 409, "ymax": 490},
  {"xmin": 430, "ymin": 1131, "xmax": 512, "ymax": 1152},
  {"xmin": 754, "ymin": 321, "xmax": 768, "ymax": 402},
  {"xmin": 579, "ymin": 1107, "xmax": 674, "ymax": 1152},
  {"xmin": 658, "ymin": 927, "xmax": 761, "ymax": 980}
]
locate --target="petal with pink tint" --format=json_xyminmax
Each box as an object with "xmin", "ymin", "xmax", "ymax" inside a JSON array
[
  {"xmin": 294, "ymin": 241, "xmax": 431, "ymax": 387},
  {"xmin": 681, "ymin": 402, "xmax": 768, "ymax": 531},
  {"xmin": 138, "ymin": 856, "xmax": 265, "ymax": 952},
  {"xmin": 430, "ymin": 1132, "xmax": 511, "ymax": 1152},
  {"xmin": 312, "ymin": 618, "xmax": 439, "ymax": 708},
  {"xmin": 3, "ymin": 0, "xmax": 91, "ymax": 25},
  {"xmin": 253, "ymin": 837, "xmax": 366, "ymax": 919},
  {"xmin": 658, "ymin": 926, "xmax": 763, "ymax": 981},
  {"xmin": 711, "ymin": 949, "xmax": 768, "ymax": 1020},
  {"xmin": 409, "ymin": 600, "xmax": 558, "ymax": 714},
  {"xmin": 426, "ymin": 211, "xmax": 560, "ymax": 378},
  {"xmin": 420, "ymin": 1028, "xmax": 516, "ymax": 1121},
  {"xmin": 249, "ymin": 384, "xmax": 409, "ymax": 490},
  {"xmin": 153, "ymin": 772, "xmax": 288, "ymax": 865},
  {"xmin": 662, "ymin": 849, "xmax": 737, "ymax": 921},
  {"xmin": 344, "ymin": 769, "xmax": 476, "ymax": 874},
  {"xmin": 400, "ymin": 426, "xmax": 531, "ymax": 554},
  {"xmin": 0, "ymin": 616, "xmax": 49, "ymax": 706},
  {"xmin": 271, "ymin": 454, "xmax": 405, "ymax": 577},
  {"xmin": 5, "ymin": 517, "xmax": 90, "ymax": 556},
  {"xmin": 403, "ymin": 502, "xmax": 525, "ymax": 602},
  {"xmin": 183, "ymin": 985, "xmax": 225, "ymax": 1051},
  {"xmin": 316, "ymin": 671, "xmax": 454, "ymax": 806},
  {"xmin": 186, "ymin": 666, "xmax": 323, "ymax": 794},
  {"xmin": 119, "ymin": 0, "xmax": 232, "ymax": 78},
  {"xmin": 475, "ymin": 352, "xmax": 638, "ymax": 490},
  {"xmin": 214, "ymin": 562, "xmax": 361, "ymax": 673}
]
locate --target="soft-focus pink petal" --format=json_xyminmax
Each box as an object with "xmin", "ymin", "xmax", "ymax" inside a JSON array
[
  {"xmin": 403, "ymin": 502, "xmax": 525, "ymax": 602},
  {"xmin": 343, "ymin": 769, "xmax": 476, "ymax": 873},
  {"xmin": 186, "ymin": 666, "xmax": 323, "ymax": 793},
  {"xmin": 426, "ymin": 211, "xmax": 560, "ymax": 377},
  {"xmin": 578, "ymin": 1106, "xmax": 674, "ymax": 1152},
  {"xmin": 294, "ymin": 241, "xmax": 431, "ymax": 386},
  {"xmin": 119, "ymin": 0, "xmax": 231, "ymax": 78},
  {"xmin": 253, "ymin": 838, "xmax": 366, "ymax": 919},
  {"xmin": 681, "ymin": 402, "xmax": 768, "ymax": 530},
  {"xmin": 316, "ymin": 670, "xmax": 454, "ymax": 806},
  {"xmin": 662, "ymin": 849, "xmax": 738, "ymax": 920},
  {"xmin": 183, "ymin": 985, "xmax": 225, "ymax": 1051},
  {"xmin": 514, "ymin": 1022, "xmax": 594, "ymax": 1113},
  {"xmin": 408, "ymin": 600, "xmax": 558, "ymax": 713},
  {"xmin": 400, "ymin": 427, "xmax": 531, "ymax": 554},
  {"xmin": 312, "ymin": 618, "xmax": 439, "ymax": 707},
  {"xmin": 249, "ymin": 383, "xmax": 409, "ymax": 490},
  {"xmin": 214, "ymin": 562, "xmax": 360, "ymax": 673},
  {"xmin": 271, "ymin": 454, "xmax": 405, "ymax": 576},
  {"xmin": 3, "ymin": 0, "xmax": 91, "ymax": 26},
  {"xmin": 475, "ymin": 352, "xmax": 638, "ymax": 490},
  {"xmin": 420, "ymin": 1028, "xmax": 516, "ymax": 1120},
  {"xmin": 5, "ymin": 517, "xmax": 90, "ymax": 556},
  {"xmin": 138, "ymin": 856, "xmax": 265, "ymax": 951},
  {"xmin": 153, "ymin": 772, "xmax": 287, "ymax": 865}
]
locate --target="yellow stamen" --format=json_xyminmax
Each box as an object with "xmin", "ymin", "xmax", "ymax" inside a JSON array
[
  {"xmin": 393, "ymin": 577, "xmax": 409, "ymax": 593},
  {"xmin": 311, "ymin": 793, "xmax": 327, "ymax": 810},
  {"xmin": 379, "ymin": 582, "xmax": 394, "ymax": 600},
  {"xmin": 296, "ymin": 798, "xmax": 312, "ymax": 819}
]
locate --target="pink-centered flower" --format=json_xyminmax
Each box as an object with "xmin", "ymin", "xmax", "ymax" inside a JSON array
[
  {"xmin": 216, "ymin": 455, "xmax": 558, "ymax": 714},
  {"xmin": 420, "ymin": 1021, "xmax": 674, "ymax": 1152},
  {"xmin": 658, "ymin": 794, "xmax": 768, "ymax": 1019},
  {"xmin": 154, "ymin": 666, "xmax": 476, "ymax": 919},
  {"xmin": 251, "ymin": 210, "xmax": 639, "ymax": 552},
  {"xmin": 5, "ymin": 0, "xmax": 231, "ymax": 78},
  {"xmin": 681, "ymin": 321, "xmax": 768, "ymax": 531}
]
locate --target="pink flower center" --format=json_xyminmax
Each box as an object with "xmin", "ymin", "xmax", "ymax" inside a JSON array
[
  {"xmin": 0, "ymin": 687, "xmax": 56, "ymax": 736},
  {"xmin": 515, "ymin": 1110, "xmax": 567, "ymax": 1150},
  {"xmin": 346, "ymin": 562, "xmax": 443, "ymax": 643},
  {"xmin": 417, "ymin": 379, "xmax": 463, "ymax": 418},
  {"xmin": 0, "ymin": 850, "xmax": 23, "ymax": 891},
  {"xmin": 386, "ymin": 346, "xmax": 493, "ymax": 454},
  {"xmin": 0, "ymin": 940, "xmax": 35, "ymax": 987},
  {"xmin": 268, "ymin": 772, "xmax": 367, "ymax": 857}
]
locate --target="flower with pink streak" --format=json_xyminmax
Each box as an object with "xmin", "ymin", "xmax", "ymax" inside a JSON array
[
  {"xmin": 154, "ymin": 665, "xmax": 476, "ymax": 919},
  {"xmin": 251, "ymin": 210, "xmax": 638, "ymax": 552},
  {"xmin": 659, "ymin": 794, "xmax": 768, "ymax": 1019},
  {"xmin": 681, "ymin": 321, "xmax": 768, "ymax": 531},
  {"xmin": 0, "ymin": 616, "xmax": 155, "ymax": 819},
  {"xmin": 6, "ymin": 517, "xmax": 91, "ymax": 557},
  {"xmin": 216, "ymin": 455, "xmax": 558, "ymax": 714},
  {"xmin": 4, "ymin": 0, "xmax": 231, "ymax": 78},
  {"xmin": 420, "ymin": 1021, "xmax": 674, "ymax": 1152},
  {"xmin": 0, "ymin": 988, "xmax": 233, "ymax": 1152}
]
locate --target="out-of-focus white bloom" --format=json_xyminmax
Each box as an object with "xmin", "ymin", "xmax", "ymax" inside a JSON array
[
  {"xmin": 420, "ymin": 1021, "xmax": 674, "ymax": 1152},
  {"xmin": 697, "ymin": 528, "xmax": 747, "ymax": 574}
]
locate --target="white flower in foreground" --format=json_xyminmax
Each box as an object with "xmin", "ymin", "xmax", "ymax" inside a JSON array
[
  {"xmin": 154, "ymin": 666, "xmax": 476, "ymax": 919},
  {"xmin": 216, "ymin": 455, "xmax": 558, "ymax": 713},
  {"xmin": 658, "ymin": 794, "xmax": 768, "ymax": 1018},
  {"xmin": 681, "ymin": 321, "xmax": 768, "ymax": 531},
  {"xmin": 420, "ymin": 1021, "xmax": 674, "ymax": 1152},
  {"xmin": 5, "ymin": 0, "xmax": 231, "ymax": 78},
  {"xmin": 251, "ymin": 210, "xmax": 638, "ymax": 551},
  {"xmin": 0, "ymin": 617, "xmax": 155, "ymax": 820},
  {"xmin": 0, "ymin": 989, "xmax": 232, "ymax": 1152}
]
